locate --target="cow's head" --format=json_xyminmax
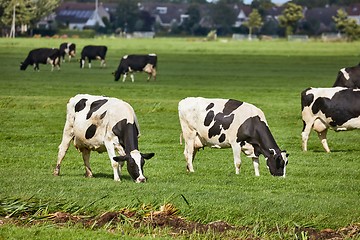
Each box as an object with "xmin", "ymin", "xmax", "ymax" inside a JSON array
[
  {"xmin": 20, "ymin": 62, "xmax": 28, "ymax": 70},
  {"xmin": 266, "ymin": 149, "xmax": 289, "ymax": 177},
  {"xmin": 112, "ymin": 70, "xmax": 121, "ymax": 81},
  {"xmin": 69, "ymin": 44, "xmax": 76, "ymax": 57},
  {"xmin": 113, "ymin": 151, "xmax": 154, "ymax": 183}
]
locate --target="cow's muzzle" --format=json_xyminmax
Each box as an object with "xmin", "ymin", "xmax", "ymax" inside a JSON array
[{"xmin": 135, "ymin": 177, "xmax": 146, "ymax": 183}]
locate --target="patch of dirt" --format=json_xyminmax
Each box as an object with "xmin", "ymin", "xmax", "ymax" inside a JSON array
[
  {"xmin": 296, "ymin": 223, "xmax": 360, "ymax": 240},
  {"xmin": 1, "ymin": 205, "xmax": 359, "ymax": 239}
]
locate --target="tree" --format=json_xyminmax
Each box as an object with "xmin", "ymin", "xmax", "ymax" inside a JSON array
[
  {"xmin": 278, "ymin": 3, "xmax": 304, "ymax": 37},
  {"xmin": 333, "ymin": 9, "xmax": 360, "ymax": 41},
  {"xmin": 183, "ymin": 4, "xmax": 201, "ymax": 35},
  {"xmin": 243, "ymin": 9, "xmax": 263, "ymax": 40},
  {"xmin": 250, "ymin": 0, "xmax": 275, "ymax": 18},
  {"xmin": 210, "ymin": 0, "xmax": 237, "ymax": 35},
  {"xmin": 115, "ymin": 0, "xmax": 139, "ymax": 33},
  {"xmin": 0, "ymin": 0, "xmax": 59, "ymax": 33}
]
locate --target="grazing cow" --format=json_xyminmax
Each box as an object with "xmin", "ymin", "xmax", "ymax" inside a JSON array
[
  {"xmin": 80, "ymin": 45, "xmax": 107, "ymax": 68},
  {"xmin": 20, "ymin": 48, "xmax": 60, "ymax": 71},
  {"xmin": 301, "ymin": 87, "xmax": 360, "ymax": 152},
  {"xmin": 178, "ymin": 97, "xmax": 289, "ymax": 177},
  {"xmin": 333, "ymin": 64, "xmax": 360, "ymax": 89},
  {"xmin": 59, "ymin": 42, "xmax": 76, "ymax": 62},
  {"xmin": 53, "ymin": 94, "xmax": 155, "ymax": 182},
  {"xmin": 113, "ymin": 54, "xmax": 157, "ymax": 82}
]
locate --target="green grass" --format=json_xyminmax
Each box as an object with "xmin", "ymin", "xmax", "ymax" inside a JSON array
[{"xmin": 0, "ymin": 37, "xmax": 359, "ymax": 239}]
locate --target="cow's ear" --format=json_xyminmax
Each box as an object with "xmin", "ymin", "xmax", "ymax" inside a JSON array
[
  {"xmin": 141, "ymin": 152, "xmax": 155, "ymax": 160},
  {"xmin": 112, "ymin": 72, "xmax": 115, "ymax": 76},
  {"xmin": 113, "ymin": 155, "xmax": 128, "ymax": 162}
]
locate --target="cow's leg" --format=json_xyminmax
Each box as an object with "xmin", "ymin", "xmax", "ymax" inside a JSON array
[
  {"xmin": 130, "ymin": 73, "xmax": 134, "ymax": 82},
  {"xmin": 151, "ymin": 68, "xmax": 156, "ymax": 81},
  {"xmin": 231, "ymin": 143, "xmax": 242, "ymax": 174},
  {"xmin": 105, "ymin": 141, "xmax": 121, "ymax": 181},
  {"xmin": 122, "ymin": 73, "xmax": 127, "ymax": 82},
  {"xmin": 101, "ymin": 59, "xmax": 106, "ymax": 67},
  {"xmin": 88, "ymin": 59, "xmax": 91, "ymax": 69},
  {"xmin": 82, "ymin": 149, "xmax": 93, "ymax": 177},
  {"xmin": 313, "ymin": 119, "xmax": 330, "ymax": 152},
  {"xmin": 301, "ymin": 120, "xmax": 313, "ymax": 151},
  {"xmin": 252, "ymin": 157, "xmax": 260, "ymax": 176},
  {"xmin": 55, "ymin": 58, "xmax": 60, "ymax": 70},
  {"xmin": 183, "ymin": 134, "xmax": 196, "ymax": 172},
  {"xmin": 53, "ymin": 126, "xmax": 74, "ymax": 176},
  {"xmin": 317, "ymin": 129, "xmax": 330, "ymax": 153}
]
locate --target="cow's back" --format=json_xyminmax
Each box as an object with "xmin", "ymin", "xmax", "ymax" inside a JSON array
[
  {"xmin": 67, "ymin": 94, "xmax": 138, "ymax": 151},
  {"xmin": 81, "ymin": 45, "xmax": 107, "ymax": 58},
  {"xmin": 179, "ymin": 97, "xmax": 266, "ymax": 146},
  {"xmin": 302, "ymin": 87, "xmax": 360, "ymax": 130},
  {"xmin": 333, "ymin": 65, "xmax": 360, "ymax": 88}
]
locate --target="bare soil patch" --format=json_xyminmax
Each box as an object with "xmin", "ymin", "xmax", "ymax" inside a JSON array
[{"xmin": 1, "ymin": 203, "xmax": 359, "ymax": 239}]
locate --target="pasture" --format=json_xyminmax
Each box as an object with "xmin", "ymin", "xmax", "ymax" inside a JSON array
[{"xmin": 0, "ymin": 37, "xmax": 359, "ymax": 239}]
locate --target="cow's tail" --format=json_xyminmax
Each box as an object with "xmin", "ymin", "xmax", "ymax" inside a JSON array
[{"xmin": 134, "ymin": 114, "xmax": 141, "ymax": 138}]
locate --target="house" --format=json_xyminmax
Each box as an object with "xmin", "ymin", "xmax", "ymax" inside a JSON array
[
  {"xmin": 347, "ymin": 3, "xmax": 360, "ymax": 24},
  {"xmin": 304, "ymin": 6, "xmax": 340, "ymax": 34},
  {"xmin": 55, "ymin": 2, "xmax": 113, "ymax": 30},
  {"xmin": 140, "ymin": 3, "xmax": 189, "ymax": 29},
  {"xmin": 233, "ymin": 4, "xmax": 252, "ymax": 27}
]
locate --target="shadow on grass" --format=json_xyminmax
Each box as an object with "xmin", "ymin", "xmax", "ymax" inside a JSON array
[
  {"xmin": 312, "ymin": 148, "xmax": 360, "ymax": 153},
  {"xmin": 93, "ymin": 172, "xmax": 133, "ymax": 181}
]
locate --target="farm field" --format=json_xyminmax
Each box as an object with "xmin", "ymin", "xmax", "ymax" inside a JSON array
[{"xmin": 0, "ymin": 37, "xmax": 359, "ymax": 239}]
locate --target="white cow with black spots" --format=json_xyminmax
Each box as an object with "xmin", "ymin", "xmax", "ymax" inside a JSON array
[
  {"xmin": 178, "ymin": 97, "xmax": 288, "ymax": 177},
  {"xmin": 53, "ymin": 94, "xmax": 154, "ymax": 182}
]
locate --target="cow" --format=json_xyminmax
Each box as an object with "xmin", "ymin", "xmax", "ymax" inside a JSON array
[
  {"xmin": 333, "ymin": 64, "xmax": 360, "ymax": 89},
  {"xmin": 80, "ymin": 45, "xmax": 107, "ymax": 69},
  {"xmin": 20, "ymin": 48, "xmax": 60, "ymax": 71},
  {"xmin": 59, "ymin": 42, "xmax": 76, "ymax": 62},
  {"xmin": 178, "ymin": 97, "xmax": 289, "ymax": 177},
  {"xmin": 301, "ymin": 87, "xmax": 360, "ymax": 152},
  {"xmin": 113, "ymin": 54, "xmax": 157, "ymax": 82},
  {"xmin": 53, "ymin": 94, "xmax": 155, "ymax": 182}
]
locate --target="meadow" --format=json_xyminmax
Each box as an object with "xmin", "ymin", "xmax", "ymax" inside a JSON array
[{"xmin": 0, "ymin": 37, "xmax": 359, "ymax": 239}]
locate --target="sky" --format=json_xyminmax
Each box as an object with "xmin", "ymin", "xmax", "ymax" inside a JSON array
[{"xmin": 243, "ymin": 0, "xmax": 288, "ymax": 4}]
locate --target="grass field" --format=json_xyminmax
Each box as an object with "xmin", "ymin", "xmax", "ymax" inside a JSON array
[{"xmin": 0, "ymin": 37, "xmax": 359, "ymax": 239}]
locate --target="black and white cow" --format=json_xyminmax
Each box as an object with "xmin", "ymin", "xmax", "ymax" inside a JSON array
[
  {"xmin": 113, "ymin": 54, "xmax": 157, "ymax": 82},
  {"xmin": 20, "ymin": 48, "xmax": 60, "ymax": 71},
  {"xmin": 80, "ymin": 45, "xmax": 107, "ymax": 68},
  {"xmin": 53, "ymin": 94, "xmax": 155, "ymax": 182},
  {"xmin": 333, "ymin": 64, "xmax": 360, "ymax": 89},
  {"xmin": 301, "ymin": 87, "xmax": 360, "ymax": 152},
  {"xmin": 59, "ymin": 42, "xmax": 76, "ymax": 62},
  {"xmin": 178, "ymin": 97, "xmax": 289, "ymax": 177}
]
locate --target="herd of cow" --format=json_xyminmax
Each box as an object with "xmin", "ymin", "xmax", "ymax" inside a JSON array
[
  {"xmin": 19, "ymin": 42, "xmax": 360, "ymax": 182},
  {"xmin": 20, "ymin": 42, "xmax": 158, "ymax": 82}
]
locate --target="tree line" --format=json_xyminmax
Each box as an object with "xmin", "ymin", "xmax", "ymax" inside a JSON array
[{"xmin": 1, "ymin": 0, "xmax": 359, "ymax": 40}]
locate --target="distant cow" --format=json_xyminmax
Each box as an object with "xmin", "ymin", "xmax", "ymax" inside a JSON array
[
  {"xmin": 20, "ymin": 48, "xmax": 60, "ymax": 71},
  {"xmin": 178, "ymin": 97, "xmax": 289, "ymax": 177},
  {"xmin": 333, "ymin": 64, "xmax": 360, "ymax": 88},
  {"xmin": 301, "ymin": 87, "xmax": 360, "ymax": 152},
  {"xmin": 53, "ymin": 94, "xmax": 155, "ymax": 182},
  {"xmin": 113, "ymin": 54, "xmax": 157, "ymax": 82},
  {"xmin": 59, "ymin": 42, "xmax": 76, "ymax": 62},
  {"xmin": 80, "ymin": 45, "xmax": 107, "ymax": 68}
]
